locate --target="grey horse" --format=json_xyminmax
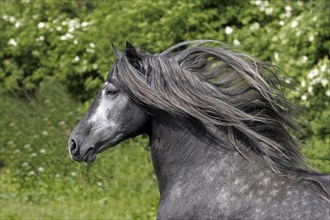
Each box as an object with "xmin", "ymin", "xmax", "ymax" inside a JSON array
[{"xmin": 68, "ymin": 40, "xmax": 330, "ymax": 219}]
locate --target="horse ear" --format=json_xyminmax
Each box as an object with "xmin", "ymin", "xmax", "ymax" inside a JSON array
[
  {"xmin": 125, "ymin": 41, "xmax": 140, "ymax": 63},
  {"xmin": 111, "ymin": 42, "xmax": 121, "ymax": 58}
]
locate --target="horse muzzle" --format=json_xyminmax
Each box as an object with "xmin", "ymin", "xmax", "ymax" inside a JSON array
[{"xmin": 68, "ymin": 138, "xmax": 96, "ymax": 163}]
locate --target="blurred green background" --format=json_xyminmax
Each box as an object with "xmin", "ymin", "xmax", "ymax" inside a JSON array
[{"xmin": 0, "ymin": 0, "xmax": 329, "ymax": 219}]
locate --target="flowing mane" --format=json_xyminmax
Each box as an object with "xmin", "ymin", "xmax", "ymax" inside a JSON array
[{"xmin": 112, "ymin": 40, "xmax": 329, "ymax": 199}]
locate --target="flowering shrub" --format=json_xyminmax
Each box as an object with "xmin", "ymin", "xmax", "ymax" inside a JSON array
[
  {"xmin": 1, "ymin": 1, "xmax": 329, "ymax": 102},
  {"xmin": 1, "ymin": 1, "xmax": 105, "ymax": 100}
]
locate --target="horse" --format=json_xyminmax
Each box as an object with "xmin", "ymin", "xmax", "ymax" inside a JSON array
[{"xmin": 68, "ymin": 40, "xmax": 330, "ymax": 219}]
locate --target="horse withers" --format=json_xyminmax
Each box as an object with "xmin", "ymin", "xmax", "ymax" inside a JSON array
[{"xmin": 68, "ymin": 40, "xmax": 330, "ymax": 219}]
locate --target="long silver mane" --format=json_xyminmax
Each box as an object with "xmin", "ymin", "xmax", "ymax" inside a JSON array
[{"xmin": 112, "ymin": 40, "xmax": 329, "ymax": 199}]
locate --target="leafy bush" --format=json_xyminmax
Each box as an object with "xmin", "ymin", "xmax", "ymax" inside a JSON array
[
  {"xmin": 1, "ymin": 1, "xmax": 105, "ymax": 100},
  {"xmin": 4, "ymin": 0, "xmax": 328, "ymax": 170}
]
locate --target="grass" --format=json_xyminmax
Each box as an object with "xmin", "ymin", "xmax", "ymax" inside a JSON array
[
  {"xmin": 0, "ymin": 80, "xmax": 159, "ymax": 219},
  {"xmin": 1, "ymin": 147, "xmax": 159, "ymax": 219}
]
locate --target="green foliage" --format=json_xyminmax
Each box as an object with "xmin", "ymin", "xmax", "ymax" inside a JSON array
[
  {"xmin": 0, "ymin": 0, "xmax": 329, "ymax": 218},
  {"xmin": 1, "ymin": 1, "xmax": 104, "ymax": 100},
  {"xmin": 0, "ymin": 80, "xmax": 159, "ymax": 219}
]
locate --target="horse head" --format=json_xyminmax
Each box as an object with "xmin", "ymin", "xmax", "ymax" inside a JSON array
[{"xmin": 68, "ymin": 42, "xmax": 149, "ymax": 163}]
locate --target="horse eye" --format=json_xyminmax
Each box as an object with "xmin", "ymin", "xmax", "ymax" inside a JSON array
[{"xmin": 105, "ymin": 89, "xmax": 119, "ymax": 96}]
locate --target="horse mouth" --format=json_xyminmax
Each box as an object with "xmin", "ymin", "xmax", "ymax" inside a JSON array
[
  {"xmin": 82, "ymin": 147, "xmax": 97, "ymax": 163},
  {"xmin": 81, "ymin": 139, "xmax": 119, "ymax": 163}
]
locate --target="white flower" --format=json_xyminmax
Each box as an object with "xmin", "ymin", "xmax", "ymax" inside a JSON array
[
  {"xmin": 38, "ymin": 167, "xmax": 44, "ymax": 172},
  {"xmin": 93, "ymin": 64, "xmax": 98, "ymax": 70},
  {"xmin": 68, "ymin": 27, "xmax": 75, "ymax": 33},
  {"xmin": 265, "ymin": 7, "xmax": 273, "ymax": 15},
  {"xmin": 36, "ymin": 36, "xmax": 45, "ymax": 42},
  {"xmin": 40, "ymin": 149, "xmax": 46, "ymax": 154},
  {"xmin": 32, "ymin": 15, "xmax": 38, "ymax": 20},
  {"xmin": 42, "ymin": 131, "xmax": 48, "ymax": 136},
  {"xmin": 285, "ymin": 11, "xmax": 292, "ymax": 18},
  {"xmin": 38, "ymin": 22, "xmax": 45, "ymax": 29},
  {"xmin": 2, "ymin": 14, "xmax": 9, "ymax": 21},
  {"xmin": 68, "ymin": 19, "xmax": 77, "ymax": 28},
  {"xmin": 307, "ymin": 69, "xmax": 318, "ymax": 79},
  {"xmin": 71, "ymin": 172, "xmax": 77, "ymax": 176},
  {"xmin": 308, "ymin": 86, "xmax": 313, "ymax": 94},
  {"xmin": 62, "ymin": 21, "xmax": 68, "ymax": 26},
  {"xmin": 66, "ymin": 33, "xmax": 74, "ymax": 39},
  {"xmin": 233, "ymin": 39, "xmax": 240, "ymax": 46},
  {"xmin": 86, "ymin": 48, "xmax": 94, "ymax": 53},
  {"xmin": 55, "ymin": 174, "xmax": 60, "ymax": 178},
  {"xmin": 9, "ymin": 16, "xmax": 16, "ymax": 23},
  {"xmin": 73, "ymin": 56, "xmax": 80, "ymax": 63},
  {"xmin": 320, "ymin": 64, "xmax": 327, "ymax": 72},
  {"xmin": 56, "ymin": 26, "xmax": 62, "ymax": 31},
  {"xmin": 24, "ymin": 144, "xmax": 31, "ymax": 149},
  {"xmin": 58, "ymin": 121, "xmax": 65, "ymax": 125},
  {"xmin": 225, "ymin": 26, "xmax": 233, "ymax": 35},
  {"xmin": 60, "ymin": 33, "xmax": 74, "ymax": 40},
  {"xmin": 301, "ymin": 80, "xmax": 306, "ymax": 87},
  {"xmin": 15, "ymin": 21, "xmax": 21, "ymax": 28},
  {"xmin": 90, "ymin": 42, "xmax": 95, "ymax": 48},
  {"xmin": 274, "ymin": 52, "xmax": 280, "ymax": 61},
  {"xmin": 97, "ymin": 182, "xmax": 103, "ymax": 186},
  {"xmin": 308, "ymin": 34, "xmax": 314, "ymax": 42},
  {"xmin": 279, "ymin": 20, "xmax": 285, "ymax": 26},
  {"xmin": 8, "ymin": 39, "xmax": 17, "ymax": 47},
  {"xmin": 285, "ymin": 5, "xmax": 292, "ymax": 11},
  {"xmin": 301, "ymin": 56, "xmax": 308, "ymax": 63},
  {"xmin": 301, "ymin": 94, "xmax": 307, "ymax": 101},
  {"xmin": 31, "ymin": 152, "xmax": 37, "ymax": 157},
  {"xmin": 28, "ymin": 171, "xmax": 35, "ymax": 176},
  {"xmin": 22, "ymin": 162, "xmax": 29, "ymax": 167},
  {"xmin": 249, "ymin": 22, "xmax": 260, "ymax": 31},
  {"xmin": 254, "ymin": 0, "xmax": 262, "ymax": 6},
  {"xmin": 321, "ymin": 78, "xmax": 328, "ymax": 87},
  {"xmin": 326, "ymin": 90, "xmax": 330, "ymax": 97},
  {"xmin": 290, "ymin": 20, "xmax": 298, "ymax": 28},
  {"xmin": 81, "ymin": 21, "xmax": 89, "ymax": 27},
  {"xmin": 73, "ymin": 39, "xmax": 78, "ymax": 45}
]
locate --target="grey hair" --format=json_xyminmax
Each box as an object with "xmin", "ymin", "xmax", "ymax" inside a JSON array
[{"xmin": 112, "ymin": 40, "xmax": 329, "ymax": 200}]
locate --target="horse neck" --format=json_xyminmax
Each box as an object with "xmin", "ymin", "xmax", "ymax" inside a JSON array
[{"xmin": 148, "ymin": 112, "xmax": 248, "ymax": 195}]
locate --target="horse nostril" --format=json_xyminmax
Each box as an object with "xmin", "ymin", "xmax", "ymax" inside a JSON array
[{"xmin": 69, "ymin": 139, "xmax": 79, "ymax": 156}]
